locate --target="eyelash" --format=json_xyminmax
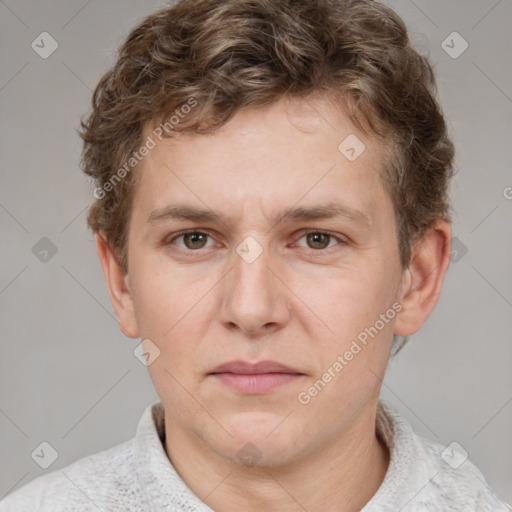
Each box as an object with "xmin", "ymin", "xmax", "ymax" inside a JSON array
[{"xmin": 166, "ymin": 229, "xmax": 347, "ymax": 253}]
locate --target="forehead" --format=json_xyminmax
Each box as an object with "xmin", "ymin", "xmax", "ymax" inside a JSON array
[{"xmin": 132, "ymin": 96, "xmax": 392, "ymax": 229}]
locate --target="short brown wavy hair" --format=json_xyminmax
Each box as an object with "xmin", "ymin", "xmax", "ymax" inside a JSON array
[{"xmin": 80, "ymin": 0, "xmax": 454, "ymax": 274}]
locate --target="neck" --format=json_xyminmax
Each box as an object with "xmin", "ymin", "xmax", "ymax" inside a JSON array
[{"xmin": 163, "ymin": 400, "xmax": 389, "ymax": 512}]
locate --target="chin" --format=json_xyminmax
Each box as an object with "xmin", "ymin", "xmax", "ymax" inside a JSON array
[
  {"xmin": 218, "ymin": 413, "xmax": 306, "ymax": 465},
  {"xmin": 224, "ymin": 410, "xmax": 291, "ymax": 438}
]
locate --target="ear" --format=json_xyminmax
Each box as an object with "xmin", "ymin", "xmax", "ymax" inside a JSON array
[
  {"xmin": 96, "ymin": 233, "xmax": 139, "ymax": 339},
  {"xmin": 394, "ymin": 220, "xmax": 451, "ymax": 337}
]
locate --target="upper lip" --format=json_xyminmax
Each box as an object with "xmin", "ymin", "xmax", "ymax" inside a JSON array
[{"xmin": 209, "ymin": 360, "xmax": 303, "ymax": 375}]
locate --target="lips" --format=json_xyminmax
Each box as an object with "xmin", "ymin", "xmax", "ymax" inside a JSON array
[
  {"xmin": 209, "ymin": 360, "xmax": 302, "ymax": 375},
  {"xmin": 208, "ymin": 360, "xmax": 304, "ymax": 394}
]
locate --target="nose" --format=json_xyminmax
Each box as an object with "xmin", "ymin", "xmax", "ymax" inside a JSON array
[{"xmin": 218, "ymin": 242, "xmax": 291, "ymax": 338}]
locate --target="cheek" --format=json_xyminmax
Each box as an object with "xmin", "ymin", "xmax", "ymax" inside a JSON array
[
  {"xmin": 129, "ymin": 256, "xmax": 218, "ymax": 366},
  {"xmin": 129, "ymin": 246, "xmax": 196, "ymax": 331},
  {"xmin": 295, "ymin": 274, "xmax": 396, "ymax": 420},
  {"xmin": 130, "ymin": 272, "xmax": 173, "ymax": 338},
  {"xmin": 295, "ymin": 261, "xmax": 396, "ymax": 334},
  {"xmin": 289, "ymin": 260, "xmax": 399, "ymax": 395}
]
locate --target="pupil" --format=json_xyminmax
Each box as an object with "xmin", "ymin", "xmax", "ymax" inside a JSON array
[
  {"xmin": 308, "ymin": 233, "xmax": 329, "ymax": 249},
  {"xmin": 186, "ymin": 233, "xmax": 206, "ymax": 249}
]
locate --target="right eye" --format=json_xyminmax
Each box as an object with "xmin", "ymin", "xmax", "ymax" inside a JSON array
[{"xmin": 168, "ymin": 231, "xmax": 213, "ymax": 250}]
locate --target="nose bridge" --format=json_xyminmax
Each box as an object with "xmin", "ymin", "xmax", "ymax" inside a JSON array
[
  {"xmin": 231, "ymin": 238, "xmax": 276, "ymax": 308},
  {"xmin": 219, "ymin": 236, "xmax": 290, "ymax": 334},
  {"xmin": 234, "ymin": 241, "xmax": 272, "ymax": 294}
]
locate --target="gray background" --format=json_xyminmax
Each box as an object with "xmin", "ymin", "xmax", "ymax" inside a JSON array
[{"xmin": 1, "ymin": 0, "xmax": 511, "ymax": 504}]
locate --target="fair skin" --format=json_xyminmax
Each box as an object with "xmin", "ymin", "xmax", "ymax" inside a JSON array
[{"xmin": 97, "ymin": 95, "xmax": 451, "ymax": 512}]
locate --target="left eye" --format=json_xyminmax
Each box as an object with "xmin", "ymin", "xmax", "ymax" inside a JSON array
[{"xmin": 296, "ymin": 232, "xmax": 342, "ymax": 250}]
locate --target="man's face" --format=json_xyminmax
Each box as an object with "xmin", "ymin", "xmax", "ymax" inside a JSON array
[{"xmin": 124, "ymin": 96, "xmax": 407, "ymax": 465}]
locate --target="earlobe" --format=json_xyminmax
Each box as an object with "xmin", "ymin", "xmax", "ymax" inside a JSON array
[
  {"xmin": 394, "ymin": 220, "xmax": 452, "ymax": 337},
  {"xmin": 96, "ymin": 234, "xmax": 140, "ymax": 339}
]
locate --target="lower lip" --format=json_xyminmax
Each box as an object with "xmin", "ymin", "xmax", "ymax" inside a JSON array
[{"xmin": 211, "ymin": 373, "xmax": 301, "ymax": 393}]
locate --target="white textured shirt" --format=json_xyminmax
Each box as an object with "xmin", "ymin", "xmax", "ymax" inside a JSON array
[{"xmin": 1, "ymin": 400, "xmax": 510, "ymax": 511}]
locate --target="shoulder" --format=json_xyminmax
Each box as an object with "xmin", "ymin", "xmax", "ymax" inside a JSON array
[
  {"xmin": 0, "ymin": 438, "xmax": 138, "ymax": 512},
  {"xmin": 413, "ymin": 433, "xmax": 512, "ymax": 511},
  {"xmin": 370, "ymin": 401, "xmax": 512, "ymax": 511}
]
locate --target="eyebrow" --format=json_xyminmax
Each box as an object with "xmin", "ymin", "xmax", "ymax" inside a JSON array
[{"xmin": 147, "ymin": 201, "xmax": 372, "ymax": 229}]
